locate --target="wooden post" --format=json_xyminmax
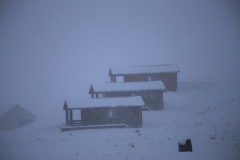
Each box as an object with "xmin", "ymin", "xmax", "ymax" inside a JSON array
[
  {"xmin": 140, "ymin": 107, "xmax": 142, "ymax": 127},
  {"xmin": 91, "ymin": 93, "xmax": 94, "ymax": 98},
  {"xmin": 114, "ymin": 76, "xmax": 116, "ymax": 82},
  {"xmin": 66, "ymin": 110, "xmax": 69, "ymax": 125},
  {"xmin": 63, "ymin": 100, "xmax": 69, "ymax": 125},
  {"xmin": 96, "ymin": 93, "xmax": 98, "ymax": 98},
  {"xmin": 161, "ymin": 92, "xmax": 163, "ymax": 109},
  {"xmin": 70, "ymin": 110, "xmax": 73, "ymax": 125},
  {"xmin": 111, "ymin": 76, "xmax": 113, "ymax": 82}
]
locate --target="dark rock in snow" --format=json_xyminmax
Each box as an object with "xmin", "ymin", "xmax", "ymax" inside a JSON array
[
  {"xmin": 135, "ymin": 130, "xmax": 140, "ymax": 133},
  {"xmin": 178, "ymin": 139, "xmax": 193, "ymax": 152}
]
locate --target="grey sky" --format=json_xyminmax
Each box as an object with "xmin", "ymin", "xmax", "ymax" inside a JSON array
[{"xmin": 0, "ymin": 0, "xmax": 240, "ymax": 109}]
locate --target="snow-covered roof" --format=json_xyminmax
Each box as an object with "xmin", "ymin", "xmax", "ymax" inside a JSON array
[
  {"xmin": 65, "ymin": 96, "xmax": 145, "ymax": 109},
  {"xmin": 109, "ymin": 64, "xmax": 180, "ymax": 75},
  {"xmin": 90, "ymin": 81, "xmax": 166, "ymax": 93},
  {"xmin": 0, "ymin": 105, "xmax": 16, "ymax": 117}
]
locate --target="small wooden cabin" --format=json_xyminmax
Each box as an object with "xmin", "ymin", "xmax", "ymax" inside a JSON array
[
  {"xmin": 89, "ymin": 81, "xmax": 167, "ymax": 110},
  {"xmin": 109, "ymin": 64, "xmax": 180, "ymax": 91},
  {"xmin": 0, "ymin": 105, "xmax": 36, "ymax": 131},
  {"xmin": 63, "ymin": 96, "xmax": 144, "ymax": 128}
]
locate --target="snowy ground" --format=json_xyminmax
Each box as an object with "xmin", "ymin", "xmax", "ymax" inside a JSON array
[{"xmin": 1, "ymin": 78, "xmax": 240, "ymax": 160}]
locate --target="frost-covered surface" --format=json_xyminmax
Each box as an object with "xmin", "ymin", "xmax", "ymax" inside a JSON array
[
  {"xmin": 110, "ymin": 64, "xmax": 180, "ymax": 75},
  {"xmin": 91, "ymin": 81, "xmax": 166, "ymax": 93},
  {"xmin": 66, "ymin": 96, "xmax": 145, "ymax": 109},
  {"xmin": 1, "ymin": 78, "xmax": 240, "ymax": 160}
]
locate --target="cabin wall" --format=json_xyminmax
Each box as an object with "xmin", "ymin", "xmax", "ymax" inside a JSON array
[
  {"xmin": 81, "ymin": 108, "xmax": 109, "ymax": 126},
  {"xmin": 123, "ymin": 72, "xmax": 178, "ymax": 91},
  {"xmin": 81, "ymin": 106, "xmax": 142, "ymax": 127},
  {"xmin": 140, "ymin": 90, "xmax": 163, "ymax": 110},
  {"xmin": 159, "ymin": 73, "xmax": 177, "ymax": 92},
  {"xmin": 124, "ymin": 106, "xmax": 142, "ymax": 127},
  {"xmin": 103, "ymin": 90, "xmax": 164, "ymax": 110}
]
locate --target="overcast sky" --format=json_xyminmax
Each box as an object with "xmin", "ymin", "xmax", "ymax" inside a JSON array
[{"xmin": 0, "ymin": 0, "xmax": 240, "ymax": 109}]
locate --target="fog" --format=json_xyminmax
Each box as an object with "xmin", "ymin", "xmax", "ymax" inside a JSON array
[{"xmin": 0, "ymin": 0, "xmax": 240, "ymax": 110}]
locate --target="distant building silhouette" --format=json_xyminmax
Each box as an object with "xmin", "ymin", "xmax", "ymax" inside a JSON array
[{"xmin": 0, "ymin": 105, "xmax": 36, "ymax": 131}]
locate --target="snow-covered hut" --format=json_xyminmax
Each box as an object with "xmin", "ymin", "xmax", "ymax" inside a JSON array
[
  {"xmin": 63, "ymin": 96, "xmax": 144, "ymax": 129},
  {"xmin": 89, "ymin": 81, "xmax": 167, "ymax": 110},
  {"xmin": 109, "ymin": 64, "xmax": 180, "ymax": 91},
  {"xmin": 0, "ymin": 105, "xmax": 36, "ymax": 131}
]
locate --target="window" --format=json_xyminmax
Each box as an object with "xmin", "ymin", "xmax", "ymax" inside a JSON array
[
  {"xmin": 108, "ymin": 109, "xmax": 118, "ymax": 118},
  {"xmin": 108, "ymin": 110, "xmax": 113, "ymax": 117},
  {"xmin": 150, "ymin": 92, "xmax": 154, "ymax": 98},
  {"xmin": 148, "ymin": 77, "xmax": 151, "ymax": 81}
]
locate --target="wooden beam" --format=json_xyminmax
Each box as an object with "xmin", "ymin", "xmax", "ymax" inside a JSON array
[
  {"xmin": 111, "ymin": 76, "xmax": 114, "ymax": 82},
  {"xmin": 70, "ymin": 110, "xmax": 73, "ymax": 125},
  {"xmin": 66, "ymin": 110, "xmax": 69, "ymax": 125}
]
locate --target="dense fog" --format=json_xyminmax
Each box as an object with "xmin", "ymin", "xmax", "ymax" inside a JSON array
[
  {"xmin": 1, "ymin": 1, "xmax": 240, "ymax": 159},
  {"xmin": 1, "ymin": 0, "xmax": 240, "ymax": 110}
]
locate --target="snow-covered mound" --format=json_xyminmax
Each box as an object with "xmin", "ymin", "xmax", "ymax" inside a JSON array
[{"xmin": 1, "ymin": 78, "xmax": 240, "ymax": 160}]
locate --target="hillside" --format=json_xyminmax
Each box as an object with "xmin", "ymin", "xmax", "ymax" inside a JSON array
[{"xmin": 0, "ymin": 78, "xmax": 240, "ymax": 160}]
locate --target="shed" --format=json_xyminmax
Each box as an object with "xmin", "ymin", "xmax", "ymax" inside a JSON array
[
  {"xmin": 63, "ymin": 96, "xmax": 144, "ymax": 128},
  {"xmin": 89, "ymin": 81, "xmax": 167, "ymax": 110},
  {"xmin": 109, "ymin": 64, "xmax": 180, "ymax": 91},
  {"xmin": 0, "ymin": 105, "xmax": 36, "ymax": 131}
]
